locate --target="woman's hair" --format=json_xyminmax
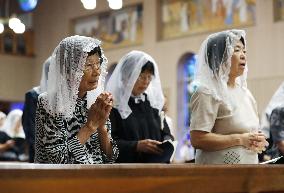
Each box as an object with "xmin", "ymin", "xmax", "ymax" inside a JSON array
[
  {"xmin": 206, "ymin": 33, "xmax": 227, "ymax": 73},
  {"xmin": 141, "ymin": 61, "xmax": 155, "ymax": 75},
  {"xmin": 240, "ymin": 36, "xmax": 245, "ymax": 47},
  {"xmin": 206, "ymin": 33, "xmax": 245, "ymax": 74},
  {"xmin": 88, "ymin": 46, "xmax": 102, "ymax": 64}
]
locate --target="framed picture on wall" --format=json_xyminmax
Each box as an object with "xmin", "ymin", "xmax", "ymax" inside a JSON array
[
  {"xmin": 71, "ymin": 3, "xmax": 143, "ymax": 50},
  {"xmin": 157, "ymin": 0, "xmax": 256, "ymax": 40},
  {"xmin": 274, "ymin": 0, "xmax": 284, "ymax": 21}
]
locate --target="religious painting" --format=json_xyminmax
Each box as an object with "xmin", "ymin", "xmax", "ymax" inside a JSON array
[
  {"xmin": 274, "ymin": 0, "xmax": 284, "ymax": 21},
  {"xmin": 72, "ymin": 3, "xmax": 143, "ymax": 50},
  {"xmin": 158, "ymin": 0, "xmax": 256, "ymax": 40}
]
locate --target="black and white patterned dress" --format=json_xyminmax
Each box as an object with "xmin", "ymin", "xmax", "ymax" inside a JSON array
[
  {"xmin": 35, "ymin": 94, "xmax": 119, "ymax": 164},
  {"xmin": 268, "ymin": 107, "xmax": 284, "ymax": 158}
]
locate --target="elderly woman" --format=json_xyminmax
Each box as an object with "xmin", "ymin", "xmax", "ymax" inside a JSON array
[
  {"xmin": 190, "ymin": 29, "xmax": 268, "ymax": 164},
  {"xmin": 106, "ymin": 50, "xmax": 174, "ymax": 163},
  {"xmin": 35, "ymin": 36, "xmax": 118, "ymax": 164},
  {"xmin": 0, "ymin": 109, "xmax": 26, "ymax": 160}
]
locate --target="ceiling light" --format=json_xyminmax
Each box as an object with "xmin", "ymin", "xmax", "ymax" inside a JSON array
[
  {"xmin": 9, "ymin": 17, "xmax": 21, "ymax": 30},
  {"xmin": 0, "ymin": 23, "xmax": 4, "ymax": 34},
  {"xmin": 81, "ymin": 0, "xmax": 96, "ymax": 10},
  {"xmin": 13, "ymin": 22, "xmax": 25, "ymax": 34},
  {"xmin": 108, "ymin": 0, "xmax": 122, "ymax": 10}
]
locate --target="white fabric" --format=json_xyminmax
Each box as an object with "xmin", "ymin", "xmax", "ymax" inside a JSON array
[
  {"xmin": 106, "ymin": 50, "xmax": 164, "ymax": 119},
  {"xmin": 0, "ymin": 111, "xmax": 6, "ymax": 130},
  {"xmin": 194, "ymin": 29, "xmax": 248, "ymax": 111},
  {"xmin": 1, "ymin": 109, "xmax": 25, "ymax": 138},
  {"xmin": 39, "ymin": 57, "xmax": 52, "ymax": 94},
  {"xmin": 42, "ymin": 35, "xmax": 108, "ymax": 119},
  {"xmin": 0, "ymin": 111, "xmax": 6, "ymax": 119},
  {"xmin": 190, "ymin": 86, "xmax": 259, "ymax": 164},
  {"xmin": 261, "ymin": 81, "xmax": 284, "ymax": 137},
  {"xmin": 179, "ymin": 143, "xmax": 195, "ymax": 162},
  {"xmin": 33, "ymin": 57, "xmax": 51, "ymax": 95}
]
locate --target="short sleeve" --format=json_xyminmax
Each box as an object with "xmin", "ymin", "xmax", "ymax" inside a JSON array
[{"xmin": 190, "ymin": 90, "xmax": 220, "ymax": 132}]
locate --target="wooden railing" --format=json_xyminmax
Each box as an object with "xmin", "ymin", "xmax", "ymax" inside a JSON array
[{"xmin": 0, "ymin": 163, "xmax": 283, "ymax": 193}]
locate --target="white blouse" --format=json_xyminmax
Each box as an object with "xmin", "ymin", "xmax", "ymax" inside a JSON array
[{"xmin": 190, "ymin": 86, "xmax": 259, "ymax": 164}]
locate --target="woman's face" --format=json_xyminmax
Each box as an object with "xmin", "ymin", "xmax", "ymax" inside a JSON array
[
  {"xmin": 132, "ymin": 70, "xmax": 153, "ymax": 96},
  {"xmin": 79, "ymin": 54, "xmax": 101, "ymax": 93},
  {"xmin": 229, "ymin": 40, "xmax": 246, "ymax": 78}
]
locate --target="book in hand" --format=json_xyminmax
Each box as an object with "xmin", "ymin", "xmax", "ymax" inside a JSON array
[
  {"xmin": 144, "ymin": 140, "xmax": 177, "ymax": 163},
  {"xmin": 260, "ymin": 156, "xmax": 284, "ymax": 164}
]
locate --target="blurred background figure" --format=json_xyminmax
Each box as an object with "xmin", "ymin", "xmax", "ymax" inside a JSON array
[
  {"xmin": 260, "ymin": 81, "xmax": 284, "ymax": 161},
  {"xmin": 0, "ymin": 111, "xmax": 16, "ymax": 160},
  {"xmin": 22, "ymin": 57, "xmax": 51, "ymax": 163},
  {"xmin": 2, "ymin": 109, "xmax": 25, "ymax": 139},
  {"xmin": 0, "ymin": 109, "xmax": 27, "ymax": 161}
]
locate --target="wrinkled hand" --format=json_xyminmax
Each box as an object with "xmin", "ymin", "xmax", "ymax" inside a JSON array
[
  {"xmin": 241, "ymin": 132, "xmax": 268, "ymax": 153},
  {"xmin": 136, "ymin": 139, "xmax": 163, "ymax": 155},
  {"xmin": 86, "ymin": 92, "xmax": 113, "ymax": 132}
]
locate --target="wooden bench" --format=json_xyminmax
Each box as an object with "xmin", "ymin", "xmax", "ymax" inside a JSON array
[{"xmin": 0, "ymin": 163, "xmax": 283, "ymax": 193}]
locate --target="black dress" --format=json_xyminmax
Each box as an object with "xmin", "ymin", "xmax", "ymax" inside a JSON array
[
  {"xmin": 22, "ymin": 89, "xmax": 39, "ymax": 162},
  {"xmin": 110, "ymin": 94, "xmax": 174, "ymax": 163}
]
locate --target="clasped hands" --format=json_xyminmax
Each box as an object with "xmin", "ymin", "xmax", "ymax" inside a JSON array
[
  {"xmin": 243, "ymin": 132, "xmax": 269, "ymax": 153},
  {"xmin": 86, "ymin": 92, "xmax": 113, "ymax": 132}
]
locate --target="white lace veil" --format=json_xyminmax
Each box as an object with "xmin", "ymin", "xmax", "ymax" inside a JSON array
[
  {"xmin": 34, "ymin": 57, "xmax": 51, "ymax": 95},
  {"xmin": 43, "ymin": 35, "xmax": 107, "ymax": 119},
  {"xmin": 260, "ymin": 81, "xmax": 284, "ymax": 137},
  {"xmin": 1, "ymin": 109, "xmax": 25, "ymax": 138},
  {"xmin": 194, "ymin": 29, "xmax": 248, "ymax": 110},
  {"xmin": 106, "ymin": 50, "xmax": 164, "ymax": 119},
  {"xmin": 264, "ymin": 81, "xmax": 284, "ymax": 116}
]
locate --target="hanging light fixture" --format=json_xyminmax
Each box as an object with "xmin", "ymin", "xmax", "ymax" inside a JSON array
[
  {"xmin": 81, "ymin": 0, "xmax": 96, "ymax": 10},
  {"xmin": 0, "ymin": 0, "xmax": 26, "ymax": 34},
  {"xmin": 108, "ymin": 0, "xmax": 123, "ymax": 10},
  {"xmin": 8, "ymin": 16, "xmax": 21, "ymax": 30},
  {"xmin": 13, "ymin": 22, "xmax": 25, "ymax": 34},
  {"xmin": 80, "ymin": 0, "xmax": 123, "ymax": 10}
]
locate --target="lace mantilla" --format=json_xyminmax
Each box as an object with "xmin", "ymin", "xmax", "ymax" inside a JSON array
[
  {"xmin": 194, "ymin": 29, "xmax": 248, "ymax": 111},
  {"xmin": 42, "ymin": 35, "xmax": 108, "ymax": 119}
]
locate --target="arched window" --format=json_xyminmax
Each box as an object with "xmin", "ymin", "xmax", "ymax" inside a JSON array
[{"xmin": 176, "ymin": 52, "xmax": 197, "ymax": 162}]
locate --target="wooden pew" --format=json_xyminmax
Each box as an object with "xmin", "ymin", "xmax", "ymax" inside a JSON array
[{"xmin": 0, "ymin": 163, "xmax": 283, "ymax": 193}]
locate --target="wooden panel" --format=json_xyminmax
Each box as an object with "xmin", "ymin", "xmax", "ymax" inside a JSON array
[{"xmin": 0, "ymin": 164, "xmax": 283, "ymax": 193}]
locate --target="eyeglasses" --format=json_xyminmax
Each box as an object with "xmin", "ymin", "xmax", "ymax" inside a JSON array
[
  {"xmin": 84, "ymin": 61, "xmax": 101, "ymax": 71},
  {"xmin": 137, "ymin": 74, "xmax": 153, "ymax": 82}
]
